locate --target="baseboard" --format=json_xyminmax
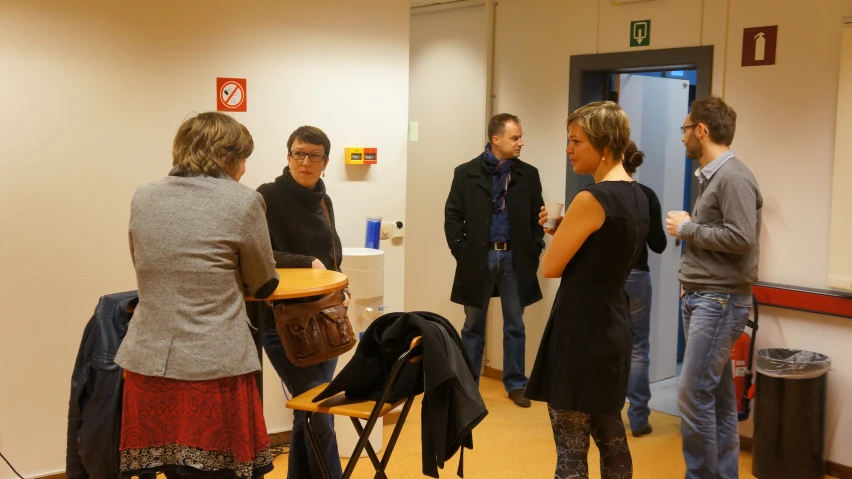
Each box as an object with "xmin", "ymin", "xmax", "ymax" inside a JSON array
[
  {"xmin": 828, "ymin": 461, "xmax": 852, "ymax": 479},
  {"xmin": 482, "ymin": 365, "xmax": 502, "ymax": 381},
  {"xmin": 737, "ymin": 436, "xmax": 852, "ymax": 477},
  {"xmin": 269, "ymin": 430, "xmax": 291, "ymax": 447},
  {"xmin": 33, "ymin": 473, "xmax": 65, "ymax": 479}
]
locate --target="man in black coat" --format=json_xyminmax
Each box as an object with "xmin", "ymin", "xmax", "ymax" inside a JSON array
[{"xmin": 444, "ymin": 113, "xmax": 545, "ymax": 408}]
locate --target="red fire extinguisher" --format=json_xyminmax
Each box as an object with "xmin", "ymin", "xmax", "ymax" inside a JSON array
[
  {"xmin": 732, "ymin": 331, "xmax": 750, "ymax": 412},
  {"xmin": 734, "ymin": 297, "xmax": 759, "ymax": 422}
]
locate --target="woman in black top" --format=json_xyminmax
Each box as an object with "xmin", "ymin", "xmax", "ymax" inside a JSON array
[
  {"xmin": 526, "ymin": 102, "xmax": 648, "ymax": 479},
  {"xmin": 255, "ymin": 126, "xmax": 347, "ymax": 479},
  {"xmin": 621, "ymin": 141, "xmax": 668, "ymax": 438}
]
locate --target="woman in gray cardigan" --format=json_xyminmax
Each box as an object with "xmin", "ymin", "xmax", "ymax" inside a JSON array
[{"xmin": 114, "ymin": 112, "xmax": 280, "ymax": 479}]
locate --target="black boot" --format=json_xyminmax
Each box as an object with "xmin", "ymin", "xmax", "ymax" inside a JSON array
[
  {"xmin": 631, "ymin": 424, "xmax": 653, "ymax": 437},
  {"xmin": 508, "ymin": 389, "xmax": 531, "ymax": 408}
]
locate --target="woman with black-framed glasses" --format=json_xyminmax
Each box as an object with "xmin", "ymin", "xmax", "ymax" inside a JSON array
[{"xmin": 254, "ymin": 125, "xmax": 347, "ymax": 479}]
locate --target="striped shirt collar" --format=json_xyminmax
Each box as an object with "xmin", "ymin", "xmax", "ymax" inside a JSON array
[{"xmin": 695, "ymin": 149, "xmax": 735, "ymax": 183}]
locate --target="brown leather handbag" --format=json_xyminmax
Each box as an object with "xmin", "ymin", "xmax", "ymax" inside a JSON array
[{"xmin": 268, "ymin": 199, "xmax": 356, "ymax": 367}]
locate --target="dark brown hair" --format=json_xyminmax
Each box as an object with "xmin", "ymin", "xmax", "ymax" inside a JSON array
[
  {"xmin": 622, "ymin": 141, "xmax": 645, "ymax": 174},
  {"xmin": 287, "ymin": 126, "xmax": 331, "ymax": 156},
  {"xmin": 488, "ymin": 113, "xmax": 520, "ymax": 141},
  {"xmin": 689, "ymin": 95, "xmax": 737, "ymax": 146}
]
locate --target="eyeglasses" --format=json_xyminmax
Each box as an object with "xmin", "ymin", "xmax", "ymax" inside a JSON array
[
  {"xmin": 289, "ymin": 150, "xmax": 327, "ymax": 163},
  {"xmin": 680, "ymin": 124, "xmax": 698, "ymax": 135}
]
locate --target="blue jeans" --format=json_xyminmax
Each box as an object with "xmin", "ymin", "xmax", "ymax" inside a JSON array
[
  {"xmin": 678, "ymin": 291, "xmax": 751, "ymax": 479},
  {"xmin": 262, "ymin": 324, "xmax": 343, "ymax": 479},
  {"xmin": 625, "ymin": 269, "xmax": 652, "ymax": 431},
  {"xmin": 461, "ymin": 249, "xmax": 527, "ymax": 393}
]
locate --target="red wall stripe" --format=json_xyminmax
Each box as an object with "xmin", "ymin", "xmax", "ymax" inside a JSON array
[{"xmin": 753, "ymin": 282, "xmax": 852, "ymax": 319}]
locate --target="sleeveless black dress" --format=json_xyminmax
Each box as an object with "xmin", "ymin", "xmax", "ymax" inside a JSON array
[{"xmin": 526, "ymin": 181, "xmax": 649, "ymax": 415}]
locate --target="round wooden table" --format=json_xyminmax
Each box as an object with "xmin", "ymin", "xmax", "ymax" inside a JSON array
[
  {"xmin": 244, "ymin": 268, "xmax": 349, "ymax": 398},
  {"xmin": 246, "ymin": 268, "xmax": 349, "ymax": 301}
]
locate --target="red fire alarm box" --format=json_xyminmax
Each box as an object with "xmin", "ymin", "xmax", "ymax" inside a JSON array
[{"xmin": 364, "ymin": 148, "xmax": 377, "ymax": 164}]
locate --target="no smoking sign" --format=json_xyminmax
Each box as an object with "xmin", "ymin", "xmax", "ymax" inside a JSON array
[{"xmin": 216, "ymin": 78, "xmax": 247, "ymax": 112}]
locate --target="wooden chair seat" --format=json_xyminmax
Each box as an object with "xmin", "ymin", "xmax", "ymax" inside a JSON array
[{"xmin": 286, "ymin": 383, "xmax": 406, "ymax": 420}]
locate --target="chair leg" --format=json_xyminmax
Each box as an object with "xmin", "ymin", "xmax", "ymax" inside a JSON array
[
  {"xmin": 342, "ymin": 410, "xmax": 384, "ymax": 479},
  {"xmin": 305, "ymin": 412, "xmax": 334, "ymax": 479},
  {"xmin": 380, "ymin": 396, "xmax": 416, "ymax": 470},
  {"xmin": 350, "ymin": 396, "xmax": 415, "ymax": 479},
  {"xmin": 350, "ymin": 418, "xmax": 389, "ymax": 479}
]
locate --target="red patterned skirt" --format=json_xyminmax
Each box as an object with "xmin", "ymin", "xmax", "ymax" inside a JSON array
[{"xmin": 119, "ymin": 371, "xmax": 273, "ymax": 479}]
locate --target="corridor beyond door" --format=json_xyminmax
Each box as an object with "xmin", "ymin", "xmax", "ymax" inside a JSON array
[{"xmin": 618, "ymin": 73, "xmax": 690, "ymax": 384}]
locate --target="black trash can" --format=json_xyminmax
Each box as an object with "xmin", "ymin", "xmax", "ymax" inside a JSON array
[{"xmin": 752, "ymin": 348, "xmax": 832, "ymax": 479}]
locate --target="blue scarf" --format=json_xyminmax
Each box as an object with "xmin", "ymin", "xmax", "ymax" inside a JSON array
[{"xmin": 483, "ymin": 143, "xmax": 513, "ymax": 214}]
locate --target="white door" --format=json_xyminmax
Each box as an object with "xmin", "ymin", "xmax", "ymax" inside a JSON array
[
  {"xmin": 407, "ymin": 4, "xmax": 487, "ymax": 331},
  {"xmin": 618, "ymin": 74, "xmax": 689, "ymax": 382}
]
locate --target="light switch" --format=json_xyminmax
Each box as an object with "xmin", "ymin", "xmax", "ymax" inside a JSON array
[{"xmin": 408, "ymin": 121, "xmax": 419, "ymax": 142}]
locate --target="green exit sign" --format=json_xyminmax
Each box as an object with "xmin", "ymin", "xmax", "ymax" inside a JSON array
[{"xmin": 630, "ymin": 20, "xmax": 651, "ymax": 47}]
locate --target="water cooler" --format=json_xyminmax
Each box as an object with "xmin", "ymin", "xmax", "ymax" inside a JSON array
[{"xmin": 336, "ymin": 247, "xmax": 385, "ymax": 458}]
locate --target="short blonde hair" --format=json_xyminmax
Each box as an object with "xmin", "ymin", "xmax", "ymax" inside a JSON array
[
  {"xmin": 567, "ymin": 101, "xmax": 631, "ymax": 160},
  {"xmin": 172, "ymin": 112, "xmax": 254, "ymax": 176}
]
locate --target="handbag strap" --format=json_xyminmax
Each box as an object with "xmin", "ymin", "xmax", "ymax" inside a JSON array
[{"xmin": 320, "ymin": 198, "xmax": 338, "ymax": 271}]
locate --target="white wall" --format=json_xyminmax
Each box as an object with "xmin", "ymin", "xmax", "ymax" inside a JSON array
[
  {"xmin": 405, "ymin": 5, "xmax": 487, "ymax": 331},
  {"xmin": 0, "ymin": 1, "xmax": 409, "ymax": 476},
  {"xmin": 491, "ymin": 0, "xmax": 852, "ymax": 467}
]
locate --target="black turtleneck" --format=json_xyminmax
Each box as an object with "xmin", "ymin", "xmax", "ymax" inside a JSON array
[{"xmin": 256, "ymin": 167, "xmax": 343, "ymax": 271}]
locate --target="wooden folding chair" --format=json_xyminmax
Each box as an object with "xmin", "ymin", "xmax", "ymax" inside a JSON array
[{"xmin": 286, "ymin": 336, "xmax": 424, "ymax": 479}]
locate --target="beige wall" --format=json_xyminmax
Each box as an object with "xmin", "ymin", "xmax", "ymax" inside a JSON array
[
  {"xmin": 490, "ymin": 0, "xmax": 852, "ymax": 467},
  {"xmin": 483, "ymin": 0, "xmax": 597, "ymax": 379},
  {"xmin": 2, "ymin": 0, "xmax": 852, "ymax": 474},
  {"xmin": 405, "ymin": 5, "xmax": 488, "ymax": 331},
  {"xmin": 721, "ymin": 1, "xmax": 852, "ymax": 458},
  {"xmin": 829, "ymin": 25, "xmax": 852, "ymax": 291},
  {"xmin": 0, "ymin": 1, "xmax": 409, "ymax": 476}
]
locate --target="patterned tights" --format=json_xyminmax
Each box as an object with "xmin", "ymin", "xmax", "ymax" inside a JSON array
[{"xmin": 548, "ymin": 405, "xmax": 633, "ymax": 479}]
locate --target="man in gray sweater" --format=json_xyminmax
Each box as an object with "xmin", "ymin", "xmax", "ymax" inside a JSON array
[{"xmin": 666, "ymin": 96, "xmax": 762, "ymax": 479}]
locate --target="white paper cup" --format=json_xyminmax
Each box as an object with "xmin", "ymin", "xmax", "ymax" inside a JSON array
[{"xmin": 544, "ymin": 201, "xmax": 564, "ymax": 229}]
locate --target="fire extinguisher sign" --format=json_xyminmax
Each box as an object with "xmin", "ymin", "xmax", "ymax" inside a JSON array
[{"xmin": 742, "ymin": 25, "xmax": 778, "ymax": 67}]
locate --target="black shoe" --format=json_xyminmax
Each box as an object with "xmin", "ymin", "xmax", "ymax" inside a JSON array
[
  {"xmin": 631, "ymin": 424, "xmax": 653, "ymax": 437},
  {"xmin": 508, "ymin": 389, "xmax": 531, "ymax": 408}
]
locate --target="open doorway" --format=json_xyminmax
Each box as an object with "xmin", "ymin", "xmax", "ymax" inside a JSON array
[{"xmin": 567, "ymin": 46, "xmax": 713, "ymax": 416}]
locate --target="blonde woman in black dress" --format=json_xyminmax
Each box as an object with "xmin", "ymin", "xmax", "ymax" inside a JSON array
[{"xmin": 526, "ymin": 101, "xmax": 649, "ymax": 479}]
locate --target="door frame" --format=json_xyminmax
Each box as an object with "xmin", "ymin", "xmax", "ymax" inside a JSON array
[
  {"xmin": 566, "ymin": 46, "xmax": 714, "ymax": 203},
  {"xmin": 566, "ymin": 46, "xmax": 713, "ymax": 365}
]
